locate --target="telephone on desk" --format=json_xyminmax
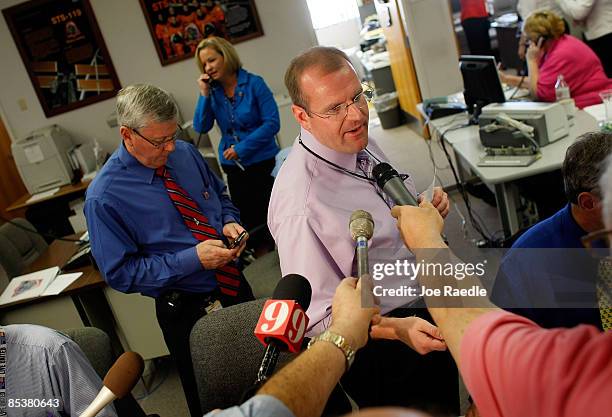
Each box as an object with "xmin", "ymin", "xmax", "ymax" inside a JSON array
[
  {"xmin": 424, "ymin": 101, "xmax": 467, "ymax": 120},
  {"xmin": 62, "ymin": 240, "xmax": 97, "ymax": 271}
]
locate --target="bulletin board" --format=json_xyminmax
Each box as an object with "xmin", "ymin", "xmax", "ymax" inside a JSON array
[{"xmin": 3, "ymin": 0, "xmax": 121, "ymax": 117}]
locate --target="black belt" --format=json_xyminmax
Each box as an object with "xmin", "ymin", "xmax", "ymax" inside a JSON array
[{"xmin": 156, "ymin": 289, "xmax": 218, "ymax": 317}]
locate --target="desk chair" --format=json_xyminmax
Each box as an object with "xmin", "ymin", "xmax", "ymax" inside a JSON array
[
  {"xmin": 63, "ymin": 327, "xmax": 150, "ymax": 417},
  {"xmin": 189, "ymin": 299, "xmax": 296, "ymax": 413},
  {"xmin": 0, "ymin": 218, "xmax": 48, "ymax": 277}
]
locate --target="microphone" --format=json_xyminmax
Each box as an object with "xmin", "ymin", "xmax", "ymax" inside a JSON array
[
  {"xmin": 79, "ymin": 352, "xmax": 144, "ymax": 417},
  {"xmin": 253, "ymin": 274, "xmax": 311, "ymax": 384},
  {"xmin": 349, "ymin": 210, "xmax": 374, "ymax": 278},
  {"xmin": 372, "ymin": 162, "xmax": 418, "ymax": 206}
]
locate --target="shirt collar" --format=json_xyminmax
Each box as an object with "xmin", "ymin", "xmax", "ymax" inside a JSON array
[
  {"xmin": 237, "ymin": 68, "xmax": 248, "ymax": 86},
  {"xmin": 299, "ymin": 127, "xmax": 359, "ymax": 171},
  {"xmin": 117, "ymin": 141, "xmax": 174, "ymax": 184}
]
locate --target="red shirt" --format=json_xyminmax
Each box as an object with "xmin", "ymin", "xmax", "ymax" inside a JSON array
[
  {"xmin": 461, "ymin": 310, "xmax": 612, "ymax": 417},
  {"xmin": 460, "ymin": 0, "xmax": 488, "ymax": 21},
  {"xmin": 536, "ymin": 35, "xmax": 612, "ymax": 108}
]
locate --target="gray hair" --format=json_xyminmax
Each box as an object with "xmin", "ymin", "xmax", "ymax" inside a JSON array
[
  {"xmin": 601, "ymin": 154, "xmax": 612, "ymax": 229},
  {"xmin": 116, "ymin": 84, "xmax": 178, "ymax": 130},
  {"xmin": 563, "ymin": 131, "xmax": 612, "ymax": 203}
]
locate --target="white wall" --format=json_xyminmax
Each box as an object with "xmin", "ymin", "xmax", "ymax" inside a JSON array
[
  {"xmin": 314, "ymin": 18, "xmax": 361, "ymax": 49},
  {"xmin": 0, "ymin": 0, "xmax": 317, "ymax": 152}
]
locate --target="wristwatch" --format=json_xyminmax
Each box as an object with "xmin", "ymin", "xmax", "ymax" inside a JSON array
[{"xmin": 307, "ymin": 330, "xmax": 356, "ymax": 371}]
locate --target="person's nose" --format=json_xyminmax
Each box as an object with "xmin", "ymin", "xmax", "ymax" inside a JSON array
[{"xmin": 345, "ymin": 101, "xmax": 366, "ymax": 122}]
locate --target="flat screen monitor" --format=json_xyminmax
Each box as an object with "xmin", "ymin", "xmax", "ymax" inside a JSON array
[{"xmin": 459, "ymin": 55, "xmax": 506, "ymax": 121}]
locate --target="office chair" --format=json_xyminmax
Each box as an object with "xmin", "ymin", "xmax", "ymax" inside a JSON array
[
  {"xmin": 189, "ymin": 299, "xmax": 296, "ymax": 413},
  {"xmin": 0, "ymin": 218, "xmax": 48, "ymax": 278}
]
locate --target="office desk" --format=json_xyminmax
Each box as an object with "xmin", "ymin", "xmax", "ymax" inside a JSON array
[
  {"xmin": 0, "ymin": 236, "xmax": 169, "ymax": 359},
  {"xmin": 0, "ymin": 235, "xmax": 123, "ymax": 353},
  {"xmin": 5, "ymin": 180, "xmax": 91, "ymax": 239},
  {"xmin": 6, "ymin": 180, "xmax": 90, "ymax": 212},
  {"xmin": 428, "ymin": 110, "xmax": 598, "ymax": 237}
]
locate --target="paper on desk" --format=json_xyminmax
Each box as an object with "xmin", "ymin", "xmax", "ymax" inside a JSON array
[
  {"xmin": 26, "ymin": 187, "xmax": 60, "ymax": 204},
  {"xmin": 583, "ymin": 103, "xmax": 605, "ymax": 122},
  {"xmin": 41, "ymin": 272, "xmax": 82, "ymax": 296},
  {"xmin": 0, "ymin": 266, "xmax": 59, "ymax": 305}
]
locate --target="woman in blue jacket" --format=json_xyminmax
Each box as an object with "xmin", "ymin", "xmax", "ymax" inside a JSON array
[{"xmin": 193, "ymin": 37, "xmax": 280, "ymax": 254}]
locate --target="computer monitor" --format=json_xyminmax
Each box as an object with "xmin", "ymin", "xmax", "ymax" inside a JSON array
[{"xmin": 459, "ymin": 55, "xmax": 506, "ymax": 123}]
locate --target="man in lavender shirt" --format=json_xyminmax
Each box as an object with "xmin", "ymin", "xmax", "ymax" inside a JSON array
[{"xmin": 268, "ymin": 46, "xmax": 458, "ymax": 413}]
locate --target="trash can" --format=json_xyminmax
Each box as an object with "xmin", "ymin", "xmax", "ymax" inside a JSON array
[{"xmin": 373, "ymin": 92, "xmax": 402, "ymax": 129}]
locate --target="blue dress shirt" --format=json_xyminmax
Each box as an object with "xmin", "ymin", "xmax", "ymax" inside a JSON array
[
  {"xmin": 492, "ymin": 204, "xmax": 601, "ymax": 329},
  {"xmin": 84, "ymin": 140, "xmax": 240, "ymax": 297},
  {"xmin": 193, "ymin": 68, "xmax": 280, "ymax": 167},
  {"xmin": 203, "ymin": 395, "xmax": 293, "ymax": 417}
]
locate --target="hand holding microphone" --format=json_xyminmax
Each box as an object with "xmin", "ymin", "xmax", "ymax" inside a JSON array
[
  {"xmin": 79, "ymin": 352, "xmax": 144, "ymax": 417},
  {"xmin": 330, "ymin": 277, "xmax": 380, "ymax": 350},
  {"xmin": 390, "ymin": 201, "xmax": 446, "ymax": 250},
  {"xmin": 373, "ymin": 162, "xmax": 449, "ymax": 217}
]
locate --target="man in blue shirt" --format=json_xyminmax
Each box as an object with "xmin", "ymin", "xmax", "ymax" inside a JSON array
[
  {"xmin": 85, "ymin": 84, "xmax": 253, "ymax": 417},
  {"xmin": 492, "ymin": 131, "xmax": 611, "ymax": 328}
]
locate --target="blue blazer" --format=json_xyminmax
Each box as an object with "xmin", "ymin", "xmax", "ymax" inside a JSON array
[{"xmin": 193, "ymin": 68, "xmax": 280, "ymax": 167}]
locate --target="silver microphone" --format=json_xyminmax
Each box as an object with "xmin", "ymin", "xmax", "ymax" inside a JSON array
[{"xmin": 349, "ymin": 210, "xmax": 374, "ymax": 278}]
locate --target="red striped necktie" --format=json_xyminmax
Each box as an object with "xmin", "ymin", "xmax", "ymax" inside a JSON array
[{"xmin": 156, "ymin": 166, "xmax": 242, "ymax": 297}]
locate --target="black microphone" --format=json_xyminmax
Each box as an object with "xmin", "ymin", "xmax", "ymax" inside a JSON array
[
  {"xmin": 349, "ymin": 210, "xmax": 374, "ymax": 278},
  {"xmin": 372, "ymin": 162, "xmax": 418, "ymax": 206},
  {"xmin": 254, "ymin": 274, "xmax": 312, "ymax": 384}
]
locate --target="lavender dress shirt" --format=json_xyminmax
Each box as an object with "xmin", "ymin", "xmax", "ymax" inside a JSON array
[{"xmin": 268, "ymin": 128, "xmax": 419, "ymax": 335}]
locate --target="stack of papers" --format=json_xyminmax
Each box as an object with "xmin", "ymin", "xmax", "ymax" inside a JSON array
[
  {"xmin": 25, "ymin": 187, "xmax": 60, "ymax": 204},
  {"xmin": 0, "ymin": 266, "xmax": 82, "ymax": 306}
]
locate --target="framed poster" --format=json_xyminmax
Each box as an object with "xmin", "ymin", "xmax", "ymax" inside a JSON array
[
  {"xmin": 139, "ymin": 0, "xmax": 264, "ymax": 66},
  {"xmin": 3, "ymin": 0, "xmax": 121, "ymax": 118}
]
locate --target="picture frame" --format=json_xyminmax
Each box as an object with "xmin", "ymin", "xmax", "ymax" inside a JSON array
[
  {"xmin": 138, "ymin": 0, "xmax": 264, "ymax": 66},
  {"xmin": 2, "ymin": 0, "xmax": 122, "ymax": 118}
]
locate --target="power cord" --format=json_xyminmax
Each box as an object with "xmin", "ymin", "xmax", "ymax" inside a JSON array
[{"xmin": 436, "ymin": 123, "xmax": 504, "ymax": 247}]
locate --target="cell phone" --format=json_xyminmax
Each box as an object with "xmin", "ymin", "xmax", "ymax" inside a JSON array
[{"xmin": 228, "ymin": 230, "xmax": 247, "ymax": 249}]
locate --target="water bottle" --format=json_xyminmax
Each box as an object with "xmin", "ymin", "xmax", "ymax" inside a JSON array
[{"xmin": 555, "ymin": 74, "xmax": 570, "ymax": 101}]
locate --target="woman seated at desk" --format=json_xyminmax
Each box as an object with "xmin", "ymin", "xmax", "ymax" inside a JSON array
[{"xmin": 499, "ymin": 10, "xmax": 612, "ymax": 109}]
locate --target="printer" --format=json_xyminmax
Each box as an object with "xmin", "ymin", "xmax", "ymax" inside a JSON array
[
  {"xmin": 12, "ymin": 125, "xmax": 75, "ymax": 194},
  {"xmin": 478, "ymin": 101, "xmax": 570, "ymax": 148}
]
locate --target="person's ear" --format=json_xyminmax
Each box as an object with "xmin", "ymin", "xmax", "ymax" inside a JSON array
[
  {"xmin": 577, "ymin": 191, "xmax": 600, "ymax": 211},
  {"xmin": 120, "ymin": 126, "xmax": 133, "ymax": 148},
  {"xmin": 291, "ymin": 104, "xmax": 311, "ymax": 131}
]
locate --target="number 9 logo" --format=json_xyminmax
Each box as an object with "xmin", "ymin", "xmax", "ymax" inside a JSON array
[
  {"xmin": 260, "ymin": 301, "xmax": 289, "ymax": 333},
  {"xmin": 287, "ymin": 309, "xmax": 307, "ymax": 343}
]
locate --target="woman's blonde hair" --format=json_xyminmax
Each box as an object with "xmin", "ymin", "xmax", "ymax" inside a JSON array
[
  {"xmin": 523, "ymin": 9, "xmax": 566, "ymax": 40},
  {"xmin": 194, "ymin": 36, "xmax": 242, "ymax": 75}
]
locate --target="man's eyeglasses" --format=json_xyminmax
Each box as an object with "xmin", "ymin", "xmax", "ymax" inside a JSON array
[
  {"xmin": 581, "ymin": 228, "xmax": 612, "ymax": 249},
  {"xmin": 128, "ymin": 124, "xmax": 183, "ymax": 149},
  {"xmin": 306, "ymin": 87, "xmax": 374, "ymax": 121}
]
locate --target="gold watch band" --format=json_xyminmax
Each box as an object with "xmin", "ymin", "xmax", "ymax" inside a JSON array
[{"xmin": 307, "ymin": 330, "xmax": 356, "ymax": 370}]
